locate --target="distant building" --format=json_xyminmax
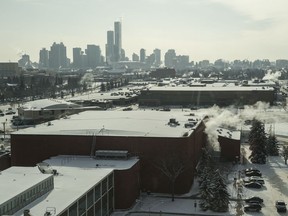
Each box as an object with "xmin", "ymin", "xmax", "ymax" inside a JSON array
[
  {"xmin": 276, "ymin": 59, "xmax": 288, "ymax": 69},
  {"xmin": 153, "ymin": 48, "xmax": 161, "ymax": 66},
  {"xmin": 86, "ymin": 45, "xmax": 101, "ymax": 68},
  {"xmin": 18, "ymin": 54, "xmax": 32, "ymax": 69},
  {"xmin": 139, "ymin": 86, "xmax": 275, "ymax": 107},
  {"xmin": 150, "ymin": 68, "xmax": 176, "ymax": 79},
  {"xmin": 114, "ymin": 21, "xmax": 122, "ymax": 62},
  {"xmin": 140, "ymin": 48, "xmax": 146, "ymax": 63},
  {"xmin": 132, "ymin": 53, "xmax": 139, "ymax": 62},
  {"xmin": 72, "ymin": 47, "xmax": 82, "ymax": 69},
  {"xmin": 39, "ymin": 48, "xmax": 49, "ymax": 69},
  {"xmin": 49, "ymin": 42, "xmax": 67, "ymax": 69},
  {"xmin": 164, "ymin": 49, "xmax": 176, "ymax": 68},
  {"xmin": 0, "ymin": 62, "xmax": 20, "ymax": 76},
  {"xmin": 106, "ymin": 30, "xmax": 115, "ymax": 63}
]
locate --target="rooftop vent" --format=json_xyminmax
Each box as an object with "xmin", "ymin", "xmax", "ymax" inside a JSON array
[
  {"xmin": 95, "ymin": 150, "xmax": 129, "ymax": 160},
  {"xmin": 168, "ymin": 118, "xmax": 180, "ymax": 126}
]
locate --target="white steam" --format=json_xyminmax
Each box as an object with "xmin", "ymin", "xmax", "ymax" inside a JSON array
[
  {"xmin": 262, "ymin": 70, "xmax": 281, "ymax": 81},
  {"xmin": 200, "ymin": 102, "xmax": 288, "ymax": 149}
]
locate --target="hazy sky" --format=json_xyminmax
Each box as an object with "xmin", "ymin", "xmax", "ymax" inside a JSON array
[{"xmin": 1, "ymin": 0, "xmax": 288, "ymax": 63}]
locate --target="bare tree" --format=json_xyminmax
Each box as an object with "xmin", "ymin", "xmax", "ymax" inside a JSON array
[{"xmin": 153, "ymin": 153, "xmax": 190, "ymax": 201}]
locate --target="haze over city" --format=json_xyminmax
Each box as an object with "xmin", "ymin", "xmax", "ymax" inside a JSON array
[{"xmin": 1, "ymin": 0, "xmax": 288, "ymax": 62}]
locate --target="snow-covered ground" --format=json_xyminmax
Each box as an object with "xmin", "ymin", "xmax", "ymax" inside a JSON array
[{"xmin": 112, "ymin": 143, "xmax": 288, "ymax": 216}]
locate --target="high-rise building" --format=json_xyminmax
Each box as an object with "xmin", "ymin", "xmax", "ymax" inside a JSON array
[
  {"xmin": 106, "ymin": 30, "xmax": 114, "ymax": 63},
  {"xmin": 39, "ymin": 48, "xmax": 49, "ymax": 69},
  {"xmin": 132, "ymin": 53, "xmax": 139, "ymax": 62},
  {"xmin": 140, "ymin": 49, "xmax": 146, "ymax": 63},
  {"xmin": 153, "ymin": 48, "xmax": 161, "ymax": 66},
  {"xmin": 114, "ymin": 21, "xmax": 122, "ymax": 62},
  {"xmin": 73, "ymin": 48, "xmax": 82, "ymax": 69},
  {"xmin": 86, "ymin": 45, "xmax": 101, "ymax": 68},
  {"xmin": 18, "ymin": 54, "xmax": 31, "ymax": 68},
  {"xmin": 49, "ymin": 42, "xmax": 67, "ymax": 69},
  {"xmin": 164, "ymin": 49, "xmax": 176, "ymax": 68}
]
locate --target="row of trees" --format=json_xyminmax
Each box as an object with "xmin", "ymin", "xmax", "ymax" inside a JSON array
[
  {"xmin": 248, "ymin": 119, "xmax": 288, "ymax": 164},
  {"xmin": 198, "ymin": 148, "xmax": 230, "ymax": 212}
]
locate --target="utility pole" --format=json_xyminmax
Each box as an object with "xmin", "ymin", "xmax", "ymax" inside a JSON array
[{"xmin": 2, "ymin": 121, "xmax": 6, "ymax": 140}]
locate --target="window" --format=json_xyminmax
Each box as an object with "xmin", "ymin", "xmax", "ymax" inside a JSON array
[
  {"xmin": 108, "ymin": 173, "xmax": 113, "ymax": 189},
  {"xmin": 69, "ymin": 202, "xmax": 77, "ymax": 216},
  {"xmin": 102, "ymin": 178, "xmax": 107, "ymax": 195},
  {"xmin": 78, "ymin": 195, "xmax": 86, "ymax": 215},
  {"xmin": 94, "ymin": 200, "xmax": 101, "ymax": 216},
  {"xmin": 87, "ymin": 189, "xmax": 94, "ymax": 208},
  {"xmin": 94, "ymin": 184, "xmax": 101, "ymax": 201}
]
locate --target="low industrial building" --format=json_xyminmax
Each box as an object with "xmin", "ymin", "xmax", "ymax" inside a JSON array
[
  {"xmin": 15, "ymin": 99, "xmax": 100, "ymax": 126},
  {"xmin": 139, "ymin": 85, "xmax": 275, "ymax": 107},
  {"xmin": 0, "ymin": 155, "xmax": 139, "ymax": 216},
  {"xmin": 11, "ymin": 110, "xmax": 206, "ymax": 209}
]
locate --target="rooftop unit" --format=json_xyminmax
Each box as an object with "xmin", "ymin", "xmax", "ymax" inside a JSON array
[{"xmin": 95, "ymin": 150, "xmax": 129, "ymax": 160}]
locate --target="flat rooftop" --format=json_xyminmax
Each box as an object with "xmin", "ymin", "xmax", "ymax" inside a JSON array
[
  {"xmin": 0, "ymin": 166, "xmax": 52, "ymax": 205},
  {"xmin": 11, "ymin": 155, "xmax": 139, "ymax": 216},
  {"xmin": 148, "ymin": 85, "xmax": 274, "ymax": 92},
  {"xmin": 12, "ymin": 110, "xmax": 201, "ymax": 137}
]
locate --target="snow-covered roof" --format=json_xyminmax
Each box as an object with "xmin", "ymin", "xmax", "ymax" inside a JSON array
[
  {"xmin": 217, "ymin": 128, "xmax": 241, "ymax": 140},
  {"xmin": 148, "ymin": 85, "xmax": 274, "ymax": 92},
  {"xmin": 12, "ymin": 110, "xmax": 202, "ymax": 137},
  {"xmin": 10, "ymin": 155, "xmax": 139, "ymax": 216},
  {"xmin": 0, "ymin": 166, "xmax": 52, "ymax": 205},
  {"xmin": 20, "ymin": 99, "xmax": 80, "ymax": 111}
]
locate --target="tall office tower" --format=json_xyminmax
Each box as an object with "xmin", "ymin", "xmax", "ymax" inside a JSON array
[
  {"xmin": 73, "ymin": 48, "xmax": 82, "ymax": 69},
  {"xmin": 106, "ymin": 30, "xmax": 114, "ymax": 63},
  {"xmin": 39, "ymin": 48, "xmax": 49, "ymax": 69},
  {"xmin": 153, "ymin": 48, "xmax": 161, "ymax": 66},
  {"xmin": 140, "ymin": 48, "xmax": 146, "ymax": 63},
  {"xmin": 114, "ymin": 21, "xmax": 122, "ymax": 62},
  {"xmin": 18, "ymin": 54, "xmax": 32, "ymax": 68},
  {"xmin": 132, "ymin": 53, "xmax": 139, "ymax": 62},
  {"xmin": 86, "ymin": 45, "xmax": 101, "ymax": 68},
  {"xmin": 49, "ymin": 42, "xmax": 67, "ymax": 69},
  {"xmin": 164, "ymin": 49, "xmax": 176, "ymax": 68}
]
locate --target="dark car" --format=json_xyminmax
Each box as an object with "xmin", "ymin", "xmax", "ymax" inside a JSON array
[
  {"xmin": 245, "ymin": 196, "xmax": 264, "ymax": 204},
  {"xmin": 243, "ymin": 177, "xmax": 265, "ymax": 185},
  {"xmin": 276, "ymin": 200, "xmax": 287, "ymax": 212},
  {"xmin": 244, "ymin": 203, "xmax": 262, "ymax": 212},
  {"xmin": 244, "ymin": 182, "xmax": 262, "ymax": 189},
  {"xmin": 244, "ymin": 168, "xmax": 260, "ymax": 173},
  {"xmin": 245, "ymin": 170, "xmax": 262, "ymax": 177}
]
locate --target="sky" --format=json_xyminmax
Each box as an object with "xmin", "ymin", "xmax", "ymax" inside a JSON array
[{"xmin": 1, "ymin": 0, "xmax": 288, "ymax": 63}]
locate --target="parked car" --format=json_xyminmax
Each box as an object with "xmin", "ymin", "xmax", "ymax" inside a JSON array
[
  {"xmin": 275, "ymin": 200, "xmax": 287, "ymax": 212},
  {"xmin": 245, "ymin": 196, "xmax": 264, "ymax": 204},
  {"xmin": 245, "ymin": 170, "xmax": 262, "ymax": 177},
  {"xmin": 244, "ymin": 182, "xmax": 262, "ymax": 189},
  {"xmin": 244, "ymin": 203, "xmax": 262, "ymax": 212},
  {"xmin": 243, "ymin": 176, "xmax": 265, "ymax": 185},
  {"xmin": 244, "ymin": 168, "xmax": 260, "ymax": 173}
]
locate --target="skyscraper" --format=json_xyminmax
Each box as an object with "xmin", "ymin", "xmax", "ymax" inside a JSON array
[
  {"xmin": 106, "ymin": 30, "xmax": 114, "ymax": 63},
  {"xmin": 86, "ymin": 45, "xmax": 101, "ymax": 68},
  {"xmin": 114, "ymin": 21, "xmax": 122, "ymax": 62},
  {"xmin": 140, "ymin": 48, "xmax": 146, "ymax": 63},
  {"xmin": 73, "ymin": 47, "xmax": 82, "ymax": 69},
  {"xmin": 153, "ymin": 48, "xmax": 161, "ymax": 66},
  {"xmin": 164, "ymin": 49, "xmax": 176, "ymax": 68},
  {"xmin": 49, "ymin": 42, "xmax": 67, "ymax": 69},
  {"xmin": 39, "ymin": 48, "xmax": 49, "ymax": 69}
]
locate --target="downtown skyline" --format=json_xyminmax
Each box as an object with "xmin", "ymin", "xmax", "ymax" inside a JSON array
[{"xmin": 1, "ymin": 0, "xmax": 288, "ymax": 63}]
